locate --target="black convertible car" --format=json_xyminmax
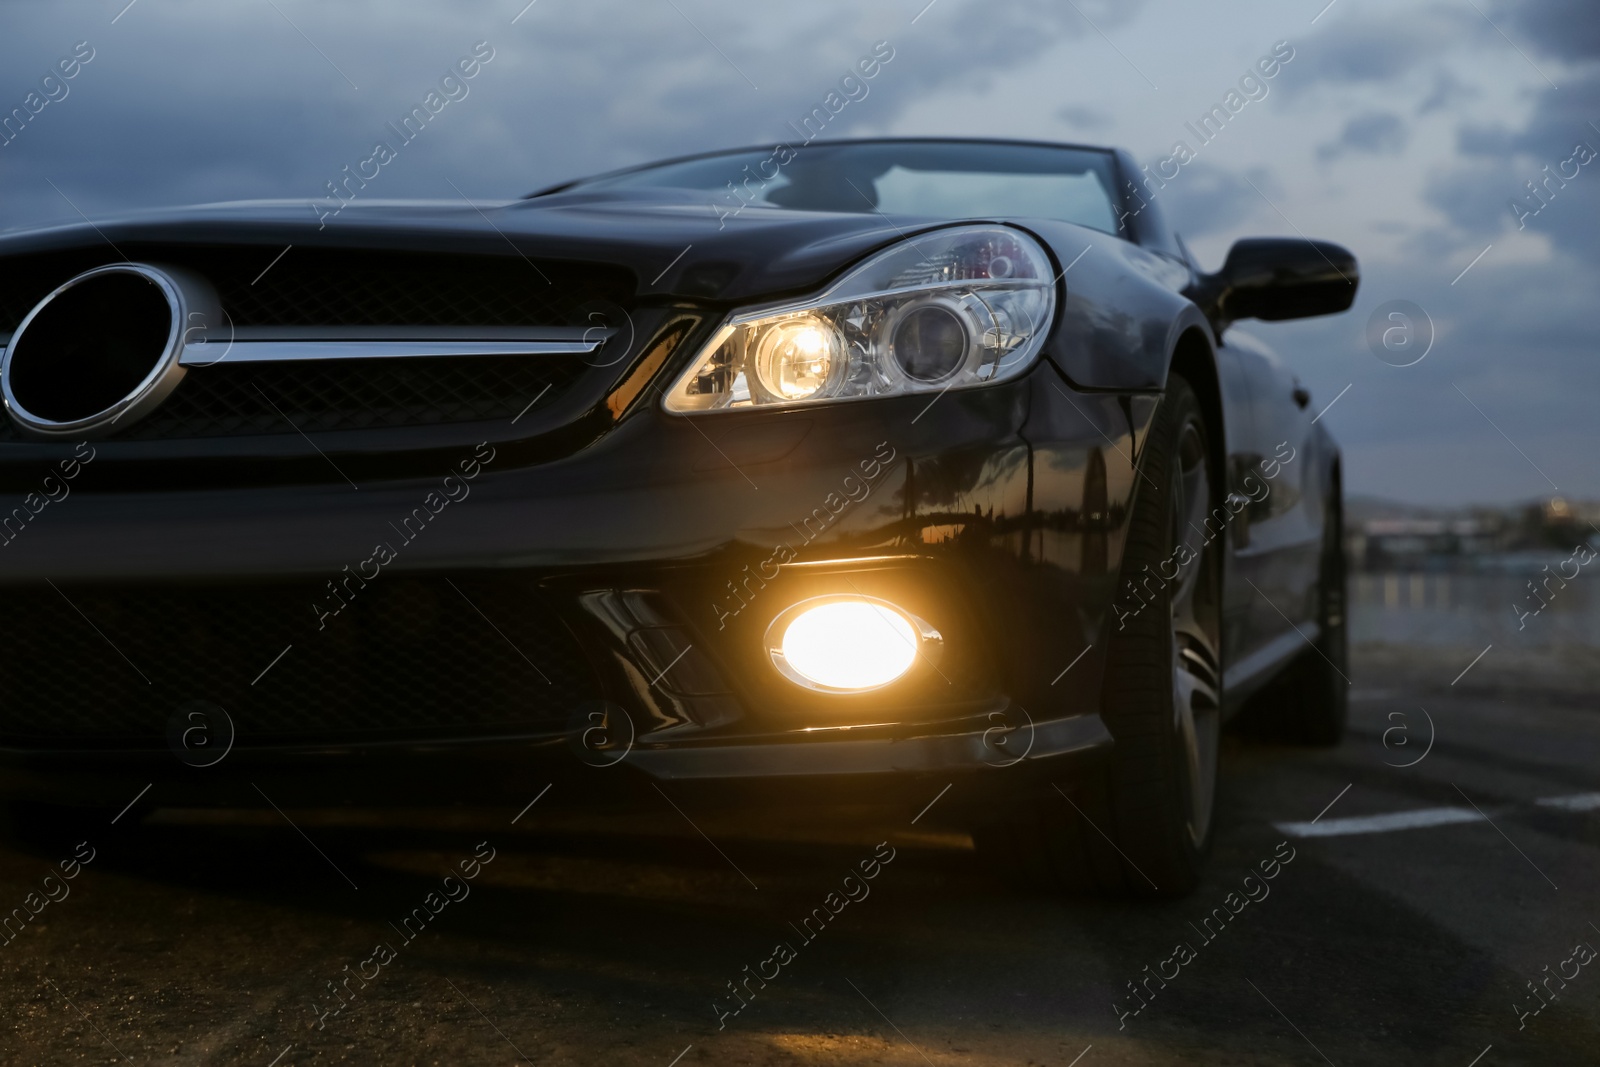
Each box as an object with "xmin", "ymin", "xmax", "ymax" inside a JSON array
[{"xmin": 0, "ymin": 138, "xmax": 1355, "ymax": 895}]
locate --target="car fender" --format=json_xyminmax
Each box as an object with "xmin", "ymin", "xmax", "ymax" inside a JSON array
[{"xmin": 1013, "ymin": 219, "xmax": 1202, "ymax": 392}]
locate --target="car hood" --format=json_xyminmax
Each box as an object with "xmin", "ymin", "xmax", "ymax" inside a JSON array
[{"xmin": 0, "ymin": 187, "xmax": 944, "ymax": 304}]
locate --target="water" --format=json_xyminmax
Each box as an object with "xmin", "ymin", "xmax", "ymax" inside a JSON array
[{"xmin": 1351, "ymin": 566, "xmax": 1600, "ymax": 649}]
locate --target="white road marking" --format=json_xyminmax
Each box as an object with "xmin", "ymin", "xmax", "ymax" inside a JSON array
[
  {"xmin": 1278, "ymin": 790, "xmax": 1600, "ymax": 839},
  {"xmin": 1279, "ymin": 805, "xmax": 1485, "ymax": 839},
  {"xmin": 1535, "ymin": 792, "xmax": 1600, "ymax": 812}
]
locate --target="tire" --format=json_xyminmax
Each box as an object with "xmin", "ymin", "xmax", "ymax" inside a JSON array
[{"xmin": 975, "ymin": 374, "xmax": 1223, "ymax": 897}]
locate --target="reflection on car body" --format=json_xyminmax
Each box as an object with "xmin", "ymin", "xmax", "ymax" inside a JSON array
[{"xmin": 0, "ymin": 138, "xmax": 1358, "ymax": 896}]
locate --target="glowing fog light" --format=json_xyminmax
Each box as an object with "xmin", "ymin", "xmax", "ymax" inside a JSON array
[{"xmin": 766, "ymin": 596, "xmax": 941, "ymax": 694}]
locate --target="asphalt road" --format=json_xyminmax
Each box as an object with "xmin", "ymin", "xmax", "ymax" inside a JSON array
[{"xmin": 3, "ymin": 644, "xmax": 1599, "ymax": 1066}]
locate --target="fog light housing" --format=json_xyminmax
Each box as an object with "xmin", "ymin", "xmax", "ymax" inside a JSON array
[{"xmin": 765, "ymin": 596, "xmax": 942, "ymax": 694}]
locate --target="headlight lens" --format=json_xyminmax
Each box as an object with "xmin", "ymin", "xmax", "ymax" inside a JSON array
[
  {"xmin": 751, "ymin": 315, "xmax": 843, "ymax": 401},
  {"xmin": 888, "ymin": 300, "xmax": 971, "ymax": 383},
  {"xmin": 663, "ymin": 225, "xmax": 1057, "ymax": 412}
]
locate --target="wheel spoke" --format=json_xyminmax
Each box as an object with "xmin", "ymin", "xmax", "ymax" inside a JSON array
[
  {"xmin": 1167, "ymin": 418, "xmax": 1221, "ymax": 850},
  {"xmin": 1177, "ymin": 649, "xmax": 1220, "ymax": 706},
  {"xmin": 1180, "ymin": 458, "xmax": 1211, "ymax": 544}
]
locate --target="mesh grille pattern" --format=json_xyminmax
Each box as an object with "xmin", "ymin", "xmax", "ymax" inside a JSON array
[
  {"xmin": 0, "ymin": 355, "xmax": 582, "ymax": 441},
  {"xmin": 129, "ymin": 355, "xmax": 582, "ymax": 439},
  {"xmin": 0, "ymin": 575, "xmax": 598, "ymax": 747}
]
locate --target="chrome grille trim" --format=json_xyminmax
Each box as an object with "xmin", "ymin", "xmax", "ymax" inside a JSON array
[{"xmin": 178, "ymin": 326, "xmax": 611, "ymax": 365}]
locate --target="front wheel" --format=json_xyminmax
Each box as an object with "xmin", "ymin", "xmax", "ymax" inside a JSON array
[{"xmin": 975, "ymin": 374, "xmax": 1222, "ymax": 897}]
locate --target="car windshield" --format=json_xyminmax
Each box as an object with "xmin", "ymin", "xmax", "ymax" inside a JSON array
[{"xmin": 570, "ymin": 141, "xmax": 1122, "ymax": 234}]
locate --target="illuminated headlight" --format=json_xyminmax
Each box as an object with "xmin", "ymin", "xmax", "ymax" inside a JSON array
[
  {"xmin": 751, "ymin": 315, "xmax": 844, "ymax": 400},
  {"xmin": 664, "ymin": 225, "xmax": 1056, "ymax": 412},
  {"xmin": 765, "ymin": 596, "xmax": 943, "ymax": 694}
]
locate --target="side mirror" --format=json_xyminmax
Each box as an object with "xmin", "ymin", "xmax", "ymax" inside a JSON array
[{"xmin": 1192, "ymin": 237, "xmax": 1358, "ymax": 330}]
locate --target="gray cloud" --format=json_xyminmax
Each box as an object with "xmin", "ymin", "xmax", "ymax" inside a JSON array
[
  {"xmin": 1279, "ymin": 9, "xmax": 1476, "ymax": 96},
  {"xmin": 1417, "ymin": 69, "xmax": 1479, "ymax": 114},
  {"xmin": 1055, "ymin": 104, "xmax": 1111, "ymax": 132},
  {"xmin": 1496, "ymin": 0, "xmax": 1600, "ymax": 62},
  {"xmin": 1246, "ymin": 251, "xmax": 1600, "ymax": 503},
  {"xmin": 1317, "ymin": 111, "xmax": 1409, "ymax": 160},
  {"xmin": 1424, "ymin": 66, "xmax": 1600, "ymax": 267},
  {"xmin": 0, "ymin": 0, "xmax": 1147, "ymax": 230},
  {"xmin": 1150, "ymin": 162, "xmax": 1276, "ymax": 243}
]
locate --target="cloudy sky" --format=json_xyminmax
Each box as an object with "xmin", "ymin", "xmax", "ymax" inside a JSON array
[{"xmin": 1, "ymin": 0, "xmax": 1595, "ymax": 506}]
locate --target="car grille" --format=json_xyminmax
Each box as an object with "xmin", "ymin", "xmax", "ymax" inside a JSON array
[
  {"xmin": 144, "ymin": 356, "xmax": 580, "ymax": 440},
  {"xmin": 0, "ymin": 355, "xmax": 583, "ymax": 442},
  {"xmin": 0, "ymin": 575, "xmax": 599, "ymax": 747},
  {"xmin": 0, "ymin": 246, "xmax": 636, "ymax": 443}
]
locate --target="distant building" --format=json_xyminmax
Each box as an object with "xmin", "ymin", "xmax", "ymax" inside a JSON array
[
  {"xmin": 1529, "ymin": 497, "xmax": 1598, "ymax": 550},
  {"xmin": 1355, "ymin": 518, "xmax": 1500, "ymax": 571},
  {"xmin": 1349, "ymin": 497, "xmax": 1596, "ymax": 571}
]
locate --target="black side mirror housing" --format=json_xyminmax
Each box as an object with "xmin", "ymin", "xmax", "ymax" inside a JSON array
[{"xmin": 1191, "ymin": 237, "xmax": 1359, "ymax": 332}]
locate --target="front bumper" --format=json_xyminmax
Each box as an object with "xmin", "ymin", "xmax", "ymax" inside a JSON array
[
  {"xmin": 0, "ymin": 709, "xmax": 1112, "ymax": 826},
  {"xmin": 0, "ymin": 361, "xmax": 1153, "ymax": 806}
]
